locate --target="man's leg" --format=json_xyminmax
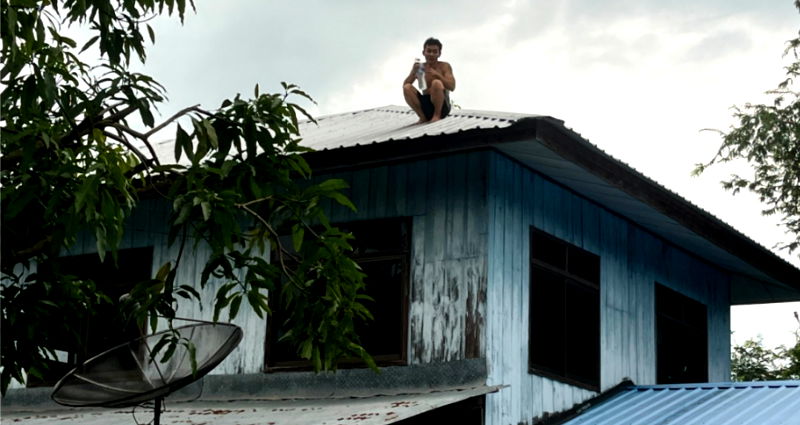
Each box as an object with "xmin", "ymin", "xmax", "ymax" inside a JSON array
[
  {"xmin": 403, "ymin": 83, "xmax": 427, "ymax": 123},
  {"xmin": 428, "ymin": 79, "xmax": 446, "ymax": 122}
]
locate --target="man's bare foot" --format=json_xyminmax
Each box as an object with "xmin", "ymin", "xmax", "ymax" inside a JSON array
[
  {"xmin": 429, "ymin": 115, "xmax": 442, "ymax": 123},
  {"xmin": 415, "ymin": 118, "xmax": 428, "ymax": 124}
]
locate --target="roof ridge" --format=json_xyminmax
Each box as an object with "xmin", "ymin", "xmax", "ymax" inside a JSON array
[{"xmin": 311, "ymin": 105, "xmax": 539, "ymax": 124}]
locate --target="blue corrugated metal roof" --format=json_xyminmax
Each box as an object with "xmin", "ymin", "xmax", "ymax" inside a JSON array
[{"xmin": 561, "ymin": 381, "xmax": 800, "ymax": 425}]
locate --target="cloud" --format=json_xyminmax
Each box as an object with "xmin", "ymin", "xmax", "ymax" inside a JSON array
[
  {"xmin": 683, "ymin": 30, "xmax": 753, "ymax": 63},
  {"xmin": 137, "ymin": 0, "xmax": 505, "ymax": 114}
]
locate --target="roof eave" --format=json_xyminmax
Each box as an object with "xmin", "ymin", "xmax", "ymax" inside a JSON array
[
  {"xmin": 303, "ymin": 116, "xmax": 800, "ymax": 300},
  {"xmin": 533, "ymin": 118, "xmax": 800, "ymax": 299}
]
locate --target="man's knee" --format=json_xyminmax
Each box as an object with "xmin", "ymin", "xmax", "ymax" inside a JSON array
[
  {"xmin": 430, "ymin": 79, "xmax": 444, "ymax": 92},
  {"xmin": 403, "ymin": 83, "xmax": 417, "ymax": 95}
]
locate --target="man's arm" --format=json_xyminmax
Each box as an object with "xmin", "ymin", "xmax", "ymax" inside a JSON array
[
  {"xmin": 430, "ymin": 62, "xmax": 456, "ymax": 91},
  {"xmin": 404, "ymin": 62, "xmax": 420, "ymax": 86}
]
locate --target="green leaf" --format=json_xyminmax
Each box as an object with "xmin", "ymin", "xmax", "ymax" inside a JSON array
[
  {"xmin": 161, "ymin": 338, "xmax": 178, "ymax": 362},
  {"xmin": 80, "ymin": 35, "xmax": 100, "ymax": 53},
  {"xmin": 202, "ymin": 119, "xmax": 218, "ymax": 149},
  {"xmin": 291, "ymin": 224, "xmax": 304, "ymax": 252},
  {"xmin": 328, "ymin": 192, "xmax": 357, "ymax": 211},
  {"xmin": 201, "ymin": 200, "xmax": 211, "ymax": 221},
  {"xmin": 147, "ymin": 24, "xmax": 156, "ymax": 43},
  {"xmin": 186, "ymin": 341, "xmax": 198, "ymax": 375},
  {"xmin": 156, "ymin": 262, "xmax": 172, "ymax": 282},
  {"xmin": 179, "ymin": 285, "xmax": 201, "ymax": 300},
  {"xmin": 300, "ymin": 338, "xmax": 312, "ymax": 359},
  {"xmin": 317, "ymin": 178, "xmax": 349, "ymax": 192},
  {"xmin": 229, "ymin": 294, "xmax": 242, "ymax": 320},
  {"xmin": 176, "ymin": 124, "xmax": 192, "ymax": 162}
]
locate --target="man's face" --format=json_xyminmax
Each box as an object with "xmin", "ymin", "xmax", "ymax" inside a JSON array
[{"xmin": 422, "ymin": 44, "xmax": 441, "ymax": 63}]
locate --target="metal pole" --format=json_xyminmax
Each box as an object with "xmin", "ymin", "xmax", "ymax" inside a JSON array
[{"xmin": 154, "ymin": 396, "xmax": 162, "ymax": 425}]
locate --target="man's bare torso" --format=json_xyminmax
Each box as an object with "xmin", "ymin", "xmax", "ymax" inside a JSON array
[{"xmin": 422, "ymin": 61, "xmax": 453, "ymax": 94}]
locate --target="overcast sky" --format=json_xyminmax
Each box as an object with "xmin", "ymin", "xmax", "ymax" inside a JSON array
[{"xmin": 117, "ymin": 1, "xmax": 800, "ymax": 348}]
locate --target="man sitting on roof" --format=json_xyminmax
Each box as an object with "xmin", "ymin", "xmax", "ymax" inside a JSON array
[{"xmin": 403, "ymin": 37, "xmax": 456, "ymax": 123}]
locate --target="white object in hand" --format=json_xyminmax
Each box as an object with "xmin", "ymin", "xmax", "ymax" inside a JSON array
[{"xmin": 415, "ymin": 58, "xmax": 427, "ymax": 92}]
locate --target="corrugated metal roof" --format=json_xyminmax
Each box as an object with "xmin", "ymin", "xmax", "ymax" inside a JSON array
[
  {"xmin": 297, "ymin": 105, "xmax": 536, "ymax": 151},
  {"xmin": 148, "ymin": 106, "xmax": 532, "ymax": 164},
  {"xmin": 2, "ymin": 385, "xmax": 500, "ymax": 425},
  {"xmin": 561, "ymin": 381, "xmax": 800, "ymax": 425}
]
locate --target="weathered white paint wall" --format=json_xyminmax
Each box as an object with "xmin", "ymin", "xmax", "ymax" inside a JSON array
[
  {"xmin": 320, "ymin": 152, "xmax": 489, "ymax": 364},
  {"xmin": 65, "ymin": 199, "xmax": 266, "ymax": 375},
  {"xmin": 62, "ymin": 151, "xmax": 491, "ymax": 376},
  {"xmin": 484, "ymin": 152, "xmax": 731, "ymax": 425},
  {"xmin": 51, "ymin": 148, "xmax": 734, "ymax": 425}
]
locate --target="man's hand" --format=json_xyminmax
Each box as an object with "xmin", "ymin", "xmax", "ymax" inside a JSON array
[
  {"xmin": 427, "ymin": 66, "xmax": 442, "ymax": 80},
  {"xmin": 404, "ymin": 62, "xmax": 421, "ymax": 86}
]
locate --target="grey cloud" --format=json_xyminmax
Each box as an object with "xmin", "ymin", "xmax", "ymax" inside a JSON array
[
  {"xmin": 683, "ymin": 31, "xmax": 753, "ymax": 63},
  {"xmin": 136, "ymin": 0, "xmax": 796, "ymax": 120},
  {"xmin": 141, "ymin": 0, "xmax": 501, "ymax": 118}
]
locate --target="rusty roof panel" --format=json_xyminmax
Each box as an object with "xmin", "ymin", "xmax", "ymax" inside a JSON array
[{"xmin": 3, "ymin": 385, "xmax": 501, "ymax": 425}]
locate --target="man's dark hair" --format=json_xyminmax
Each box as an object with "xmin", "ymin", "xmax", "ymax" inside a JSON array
[{"xmin": 423, "ymin": 37, "xmax": 442, "ymax": 50}]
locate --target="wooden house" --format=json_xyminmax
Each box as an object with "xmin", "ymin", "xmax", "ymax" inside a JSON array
[{"xmin": 7, "ymin": 106, "xmax": 800, "ymax": 425}]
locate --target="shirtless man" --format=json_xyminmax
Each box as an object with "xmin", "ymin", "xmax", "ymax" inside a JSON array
[{"xmin": 403, "ymin": 37, "xmax": 456, "ymax": 123}]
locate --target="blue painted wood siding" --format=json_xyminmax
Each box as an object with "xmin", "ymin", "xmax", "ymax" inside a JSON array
[
  {"xmin": 319, "ymin": 151, "xmax": 489, "ymax": 364},
  {"xmin": 60, "ymin": 151, "xmax": 490, "ymax": 375},
  {"xmin": 484, "ymin": 151, "xmax": 731, "ymax": 425},
  {"xmin": 55, "ymin": 147, "xmax": 733, "ymax": 425},
  {"xmin": 62, "ymin": 199, "xmax": 265, "ymax": 375}
]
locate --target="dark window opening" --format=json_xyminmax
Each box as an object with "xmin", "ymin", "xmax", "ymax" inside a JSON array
[
  {"xmin": 656, "ymin": 284, "xmax": 708, "ymax": 384},
  {"xmin": 529, "ymin": 228, "xmax": 600, "ymax": 391},
  {"xmin": 29, "ymin": 247, "xmax": 153, "ymax": 387},
  {"xmin": 266, "ymin": 217, "xmax": 411, "ymax": 370}
]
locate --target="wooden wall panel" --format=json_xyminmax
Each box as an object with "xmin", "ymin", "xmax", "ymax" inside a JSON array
[
  {"xmin": 484, "ymin": 152, "xmax": 731, "ymax": 425},
  {"xmin": 64, "ymin": 199, "xmax": 266, "ymax": 375},
  {"xmin": 48, "ymin": 146, "xmax": 732, "ymax": 419},
  {"xmin": 316, "ymin": 153, "xmax": 489, "ymax": 364}
]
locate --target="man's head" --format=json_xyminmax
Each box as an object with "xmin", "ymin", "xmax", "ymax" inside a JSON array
[{"xmin": 422, "ymin": 37, "xmax": 442, "ymax": 63}]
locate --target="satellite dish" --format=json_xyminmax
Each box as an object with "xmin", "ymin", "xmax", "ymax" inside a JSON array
[{"xmin": 51, "ymin": 322, "xmax": 242, "ymax": 424}]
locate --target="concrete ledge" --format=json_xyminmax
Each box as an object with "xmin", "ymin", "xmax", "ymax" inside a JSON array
[{"xmin": 3, "ymin": 358, "xmax": 487, "ymax": 412}]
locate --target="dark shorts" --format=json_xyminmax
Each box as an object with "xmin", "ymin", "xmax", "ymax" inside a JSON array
[{"xmin": 417, "ymin": 92, "xmax": 451, "ymax": 120}]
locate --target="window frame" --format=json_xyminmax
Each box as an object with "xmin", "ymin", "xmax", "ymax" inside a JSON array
[
  {"xmin": 655, "ymin": 283, "xmax": 708, "ymax": 384},
  {"xmin": 264, "ymin": 217, "xmax": 412, "ymax": 371},
  {"xmin": 28, "ymin": 246, "xmax": 154, "ymax": 387},
  {"xmin": 528, "ymin": 227, "xmax": 601, "ymax": 391}
]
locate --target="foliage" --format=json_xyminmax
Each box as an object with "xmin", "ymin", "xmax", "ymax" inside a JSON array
[
  {"xmin": 1, "ymin": 0, "xmax": 372, "ymax": 393},
  {"xmin": 731, "ymin": 338, "xmax": 781, "ymax": 381},
  {"xmin": 731, "ymin": 312, "xmax": 800, "ymax": 381},
  {"xmin": 693, "ymin": 1, "xmax": 800, "ymax": 255}
]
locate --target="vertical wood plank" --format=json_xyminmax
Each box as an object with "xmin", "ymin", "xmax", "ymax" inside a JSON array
[
  {"xmin": 390, "ymin": 162, "xmax": 408, "ymax": 217},
  {"xmin": 410, "ymin": 215, "xmax": 427, "ymax": 364},
  {"xmin": 409, "ymin": 160, "xmax": 427, "ymax": 216},
  {"xmin": 369, "ymin": 166, "xmax": 388, "ymax": 218}
]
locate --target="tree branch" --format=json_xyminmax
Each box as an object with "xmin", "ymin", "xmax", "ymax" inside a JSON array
[
  {"xmin": 143, "ymin": 104, "xmax": 211, "ymax": 139},
  {"xmin": 102, "ymin": 130, "xmax": 151, "ymax": 165},
  {"xmin": 238, "ymin": 203, "xmax": 303, "ymax": 290}
]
